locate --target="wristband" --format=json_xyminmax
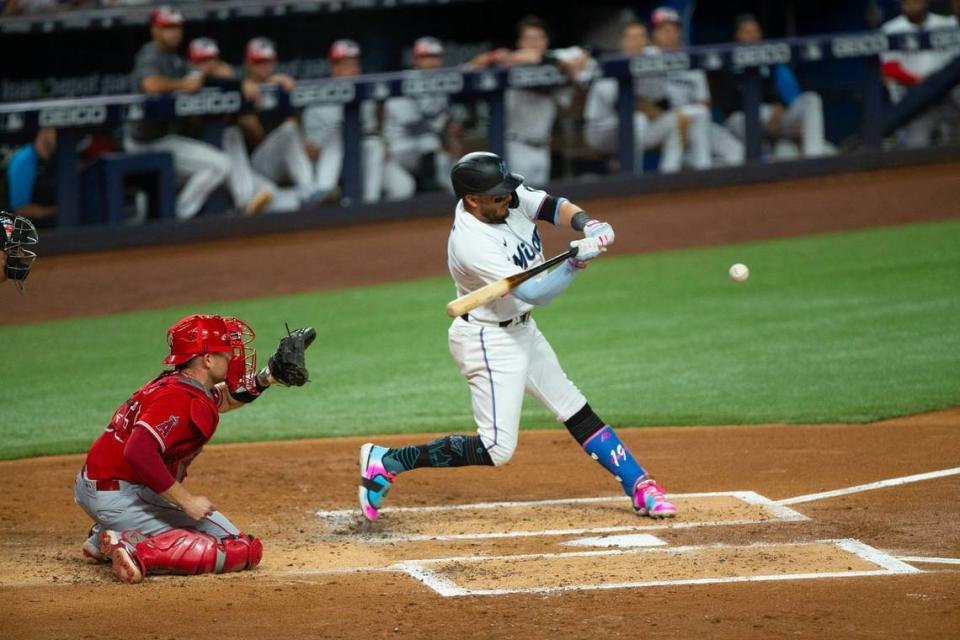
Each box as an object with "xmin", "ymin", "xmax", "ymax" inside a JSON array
[{"xmin": 570, "ymin": 211, "xmax": 590, "ymax": 231}]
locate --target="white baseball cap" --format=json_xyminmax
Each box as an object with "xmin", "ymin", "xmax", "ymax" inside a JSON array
[
  {"xmin": 246, "ymin": 37, "xmax": 278, "ymax": 63},
  {"xmin": 651, "ymin": 6, "xmax": 681, "ymax": 26},
  {"xmin": 329, "ymin": 39, "xmax": 361, "ymax": 61},
  {"xmin": 188, "ymin": 37, "xmax": 220, "ymax": 63},
  {"xmin": 412, "ymin": 36, "xmax": 444, "ymax": 58}
]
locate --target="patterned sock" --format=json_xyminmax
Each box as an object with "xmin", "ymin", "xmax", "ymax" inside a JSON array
[
  {"xmin": 581, "ymin": 426, "xmax": 647, "ymax": 496},
  {"xmin": 382, "ymin": 435, "xmax": 493, "ymax": 474}
]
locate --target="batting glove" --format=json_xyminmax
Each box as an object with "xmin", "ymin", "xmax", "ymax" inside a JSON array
[
  {"xmin": 583, "ymin": 220, "xmax": 615, "ymax": 247},
  {"xmin": 570, "ymin": 237, "xmax": 606, "ymax": 263}
]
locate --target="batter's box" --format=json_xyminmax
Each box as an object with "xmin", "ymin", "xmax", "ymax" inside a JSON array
[
  {"xmin": 396, "ymin": 539, "xmax": 921, "ymax": 597},
  {"xmin": 316, "ymin": 491, "xmax": 808, "ymax": 541}
]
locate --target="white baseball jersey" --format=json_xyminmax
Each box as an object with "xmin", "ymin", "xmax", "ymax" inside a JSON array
[
  {"xmin": 447, "ymin": 184, "xmax": 585, "ymax": 465},
  {"xmin": 881, "ymin": 13, "xmax": 959, "ymax": 102},
  {"xmin": 448, "ymin": 185, "xmax": 563, "ymax": 324}
]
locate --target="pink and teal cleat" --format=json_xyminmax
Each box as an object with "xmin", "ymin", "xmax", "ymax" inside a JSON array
[
  {"xmin": 358, "ymin": 443, "xmax": 396, "ymax": 521},
  {"xmin": 632, "ymin": 476, "xmax": 677, "ymax": 518}
]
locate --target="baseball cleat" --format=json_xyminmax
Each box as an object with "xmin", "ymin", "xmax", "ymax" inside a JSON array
[
  {"xmin": 632, "ymin": 477, "xmax": 677, "ymax": 519},
  {"xmin": 81, "ymin": 526, "xmax": 108, "ymax": 563},
  {"xmin": 98, "ymin": 529, "xmax": 145, "ymax": 583},
  {"xmin": 359, "ymin": 443, "xmax": 396, "ymax": 522}
]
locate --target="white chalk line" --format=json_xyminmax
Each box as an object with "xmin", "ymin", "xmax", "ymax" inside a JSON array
[
  {"xmin": 777, "ymin": 467, "xmax": 960, "ymax": 505},
  {"xmin": 894, "ymin": 556, "xmax": 960, "ymax": 566},
  {"xmin": 317, "ymin": 491, "xmax": 809, "ymax": 542},
  {"xmin": 397, "ymin": 538, "xmax": 923, "ymax": 597}
]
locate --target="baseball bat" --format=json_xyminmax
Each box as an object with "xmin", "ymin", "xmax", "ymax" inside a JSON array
[{"xmin": 446, "ymin": 246, "xmax": 578, "ymax": 318}]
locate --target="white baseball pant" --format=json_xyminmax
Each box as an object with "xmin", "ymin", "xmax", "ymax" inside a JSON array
[
  {"xmin": 506, "ymin": 140, "xmax": 551, "ymax": 187},
  {"xmin": 222, "ymin": 126, "xmax": 298, "ymax": 213},
  {"xmin": 584, "ymin": 111, "xmax": 684, "ymax": 173},
  {"xmin": 447, "ymin": 316, "xmax": 587, "ymax": 466},
  {"xmin": 124, "ymin": 134, "xmax": 230, "ymax": 220},
  {"xmin": 251, "ymin": 121, "xmax": 315, "ymax": 200},
  {"xmin": 313, "ymin": 135, "xmax": 415, "ymax": 203},
  {"xmin": 675, "ymin": 104, "xmax": 713, "ymax": 169},
  {"xmin": 725, "ymin": 92, "xmax": 827, "ymax": 157}
]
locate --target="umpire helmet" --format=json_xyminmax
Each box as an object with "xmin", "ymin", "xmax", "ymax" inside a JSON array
[
  {"xmin": 450, "ymin": 152, "xmax": 524, "ymax": 201},
  {"xmin": 0, "ymin": 211, "xmax": 38, "ymax": 293}
]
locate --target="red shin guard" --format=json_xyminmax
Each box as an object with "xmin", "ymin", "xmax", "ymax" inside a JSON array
[{"xmin": 131, "ymin": 528, "xmax": 263, "ymax": 577}]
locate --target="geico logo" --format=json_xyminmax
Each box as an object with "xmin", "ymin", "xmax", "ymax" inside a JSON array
[
  {"xmin": 831, "ymin": 34, "xmax": 888, "ymax": 58},
  {"xmin": 401, "ymin": 71, "xmax": 464, "ymax": 95},
  {"xmin": 174, "ymin": 91, "xmax": 242, "ymax": 116},
  {"xmin": 39, "ymin": 104, "xmax": 108, "ymax": 127},
  {"xmin": 629, "ymin": 52, "xmax": 690, "ymax": 76},
  {"xmin": 509, "ymin": 65, "xmax": 566, "ymax": 87},
  {"xmin": 733, "ymin": 43, "xmax": 791, "ymax": 67},
  {"xmin": 291, "ymin": 82, "xmax": 356, "ymax": 106},
  {"xmin": 931, "ymin": 29, "xmax": 960, "ymax": 51}
]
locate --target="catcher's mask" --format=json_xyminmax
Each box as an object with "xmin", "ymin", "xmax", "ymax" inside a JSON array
[
  {"xmin": 163, "ymin": 314, "xmax": 256, "ymax": 390},
  {"xmin": 0, "ymin": 212, "xmax": 39, "ymax": 293}
]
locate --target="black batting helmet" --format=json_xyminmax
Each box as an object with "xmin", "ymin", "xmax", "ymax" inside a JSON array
[{"xmin": 450, "ymin": 152, "xmax": 524, "ymax": 200}]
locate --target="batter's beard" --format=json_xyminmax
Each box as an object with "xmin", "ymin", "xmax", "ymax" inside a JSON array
[{"xmin": 480, "ymin": 207, "xmax": 509, "ymax": 224}]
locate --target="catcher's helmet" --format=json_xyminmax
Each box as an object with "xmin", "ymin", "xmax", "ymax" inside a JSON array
[
  {"xmin": 1, "ymin": 211, "xmax": 38, "ymax": 293},
  {"xmin": 164, "ymin": 314, "xmax": 257, "ymax": 390},
  {"xmin": 450, "ymin": 152, "xmax": 524, "ymax": 200}
]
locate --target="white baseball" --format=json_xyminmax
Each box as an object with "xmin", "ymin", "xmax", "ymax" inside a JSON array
[{"xmin": 729, "ymin": 263, "xmax": 749, "ymax": 282}]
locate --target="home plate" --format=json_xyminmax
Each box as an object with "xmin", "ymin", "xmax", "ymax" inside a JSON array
[{"xmin": 563, "ymin": 534, "xmax": 667, "ymax": 548}]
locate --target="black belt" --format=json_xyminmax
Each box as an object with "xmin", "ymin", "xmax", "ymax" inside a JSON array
[{"xmin": 461, "ymin": 312, "xmax": 530, "ymax": 328}]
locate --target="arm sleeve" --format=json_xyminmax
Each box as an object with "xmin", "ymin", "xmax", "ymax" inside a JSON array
[
  {"xmin": 123, "ymin": 427, "xmax": 176, "ymax": 494},
  {"xmin": 6, "ymin": 148, "xmax": 37, "ymax": 210},
  {"xmin": 773, "ymin": 65, "xmax": 801, "ymax": 106},
  {"xmin": 512, "ymin": 259, "xmax": 579, "ymax": 306}
]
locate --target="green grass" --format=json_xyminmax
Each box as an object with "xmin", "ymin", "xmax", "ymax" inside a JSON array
[{"xmin": 2, "ymin": 220, "xmax": 959, "ymax": 460}]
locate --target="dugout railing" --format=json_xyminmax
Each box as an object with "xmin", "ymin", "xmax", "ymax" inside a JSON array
[{"xmin": 1, "ymin": 26, "xmax": 958, "ymax": 230}]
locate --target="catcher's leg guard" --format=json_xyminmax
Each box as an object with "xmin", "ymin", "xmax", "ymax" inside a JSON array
[{"xmin": 130, "ymin": 529, "xmax": 263, "ymax": 577}]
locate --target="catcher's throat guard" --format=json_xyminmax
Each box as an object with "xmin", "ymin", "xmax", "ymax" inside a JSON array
[
  {"xmin": 1, "ymin": 212, "xmax": 39, "ymax": 292},
  {"xmin": 164, "ymin": 314, "xmax": 257, "ymax": 391}
]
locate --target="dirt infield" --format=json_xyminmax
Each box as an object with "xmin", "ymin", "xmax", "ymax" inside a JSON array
[
  {"xmin": 2, "ymin": 163, "xmax": 959, "ymax": 638},
  {"xmin": 2, "ymin": 413, "xmax": 958, "ymax": 638}
]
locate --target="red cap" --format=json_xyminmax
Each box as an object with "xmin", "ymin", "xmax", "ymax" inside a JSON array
[
  {"xmin": 329, "ymin": 39, "xmax": 361, "ymax": 61},
  {"xmin": 245, "ymin": 37, "xmax": 278, "ymax": 63},
  {"xmin": 412, "ymin": 36, "xmax": 444, "ymax": 58},
  {"xmin": 651, "ymin": 6, "xmax": 681, "ymax": 26},
  {"xmin": 150, "ymin": 6, "xmax": 184, "ymax": 28},
  {"xmin": 188, "ymin": 37, "xmax": 220, "ymax": 63}
]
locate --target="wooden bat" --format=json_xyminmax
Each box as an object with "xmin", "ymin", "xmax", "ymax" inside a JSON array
[{"xmin": 446, "ymin": 247, "xmax": 578, "ymax": 318}]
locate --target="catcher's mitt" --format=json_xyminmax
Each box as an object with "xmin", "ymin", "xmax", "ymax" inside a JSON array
[{"xmin": 268, "ymin": 325, "xmax": 316, "ymax": 386}]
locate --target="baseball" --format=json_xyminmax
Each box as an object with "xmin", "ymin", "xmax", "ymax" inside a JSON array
[{"xmin": 728, "ymin": 263, "xmax": 749, "ymax": 282}]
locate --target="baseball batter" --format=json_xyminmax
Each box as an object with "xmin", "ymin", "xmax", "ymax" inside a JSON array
[
  {"xmin": 0, "ymin": 210, "xmax": 39, "ymax": 292},
  {"xmin": 359, "ymin": 152, "xmax": 676, "ymax": 521},
  {"xmin": 75, "ymin": 314, "xmax": 314, "ymax": 583}
]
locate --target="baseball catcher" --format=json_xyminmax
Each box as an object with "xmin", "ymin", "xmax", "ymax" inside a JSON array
[
  {"xmin": 75, "ymin": 314, "xmax": 315, "ymax": 583},
  {"xmin": 0, "ymin": 210, "xmax": 39, "ymax": 293}
]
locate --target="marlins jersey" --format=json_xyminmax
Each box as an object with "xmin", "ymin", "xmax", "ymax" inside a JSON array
[{"xmin": 448, "ymin": 185, "xmax": 565, "ymax": 323}]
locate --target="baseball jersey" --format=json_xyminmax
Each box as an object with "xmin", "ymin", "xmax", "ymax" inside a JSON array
[
  {"xmin": 85, "ymin": 371, "xmax": 221, "ymax": 486},
  {"xmin": 881, "ymin": 13, "xmax": 958, "ymax": 101},
  {"xmin": 302, "ymin": 100, "xmax": 379, "ymax": 147},
  {"xmin": 448, "ymin": 185, "xmax": 565, "ymax": 323},
  {"xmin": 127, "ymin": 42, "xmax": 189, "ymax": 142},
  {"xmin": 634, "ymin": 46, "xmax": 710, "ymax": 108},
  {"xmin": 383, "ymin": 94, "xmax": 448, "ymax": 145}
]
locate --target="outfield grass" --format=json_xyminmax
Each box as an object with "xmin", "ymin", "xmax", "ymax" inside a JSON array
[{"xmin": 2, "ymin": 220, "xmax": 958, "ymax": 460}]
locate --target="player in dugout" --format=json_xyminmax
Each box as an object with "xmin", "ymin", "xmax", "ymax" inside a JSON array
[{"xmin": 75, "ymin": 315, "xmax": 315, "ymax": 583}]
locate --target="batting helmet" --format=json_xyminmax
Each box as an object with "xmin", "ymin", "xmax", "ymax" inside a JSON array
[
  {"xmin": 163, "ymin": 314, "xmax": 257, "ymax": 391},
  {"xmin": 450, "ymin": 152, "xmax": 524, "ymax": 201}
]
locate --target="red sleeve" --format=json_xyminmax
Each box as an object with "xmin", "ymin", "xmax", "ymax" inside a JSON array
[
  {"xmin": 882, "ymin": 61, "xmax": 920, "ymax": 86},
  {"xmin": 123, "ymin": 427, "xmax": 176, "ymax": 494}
]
